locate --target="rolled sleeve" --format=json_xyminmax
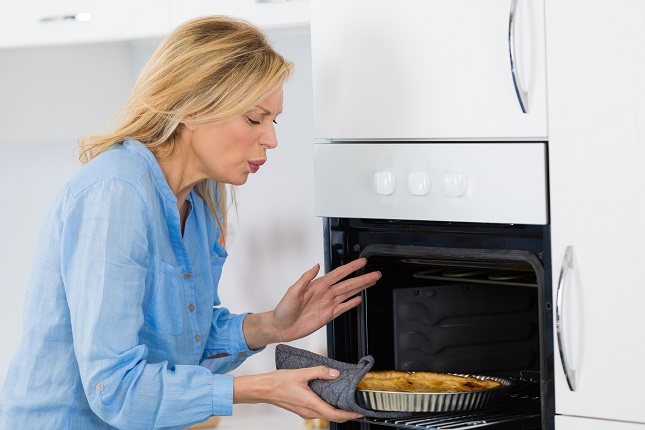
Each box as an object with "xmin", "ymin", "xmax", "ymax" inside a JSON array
[{"xmin": 202, "ymin": 311, "xmax": 264, "ymax": 370}]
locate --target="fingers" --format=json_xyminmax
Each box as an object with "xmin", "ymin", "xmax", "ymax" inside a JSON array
[
  {"xmin": 296, "ymin": 369, "xmax": 364, "ymax": 422},
  {"xmin": 291, "ymin": 263, "xmax": 321, "ymax": 292},
  {"xmin": 320, "ymin": 257, "xmax": 368, "ymax": 286},
  {"xmin": 302, "ymin": 365, "xmax": 341, "ymax": 381},
  {"xmin": 331, "ymin": 295, "xmax": 363, "ymax": 320},
  {"xmin": 275, "ymin": 368, "xmax": 364, "ymax": 423},
  {"xmin": 334, "ymin": 270, "xmax": 381, "ymax": 291},
  {"xmin": 329, "ymin": 274, "xmax": 379, "ymax": 318},
  {"xmin": 306, "ymin": 258, "xmax": 376, "ymax": 293},
  {"xmin": 329, "ymin": 272, "xmax": 380, "ymax": 304}
]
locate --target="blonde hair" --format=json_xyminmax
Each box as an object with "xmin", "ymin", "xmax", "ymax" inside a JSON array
[{"xmin": 79, "ymin": 16, "xmax": 293, "ymax": 243}]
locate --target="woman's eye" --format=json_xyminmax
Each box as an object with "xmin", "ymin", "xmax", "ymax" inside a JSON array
[{"xmin": 246, "ymin": 116, "xmax": 261, "ymax": 125}]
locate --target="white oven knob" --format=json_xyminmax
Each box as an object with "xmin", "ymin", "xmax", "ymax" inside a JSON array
[
  {"xmin": 374, "ymin": 171, "xmax": 396, "ymax": 195},
  {"xmin": 444, "ymin": 172, "xmax": 467, "ymax": 197},
  {"xmin": 407, "ymin": 172, "xmax": 430, "ymax": 196}
]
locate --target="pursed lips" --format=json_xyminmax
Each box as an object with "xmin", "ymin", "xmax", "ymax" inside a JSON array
[{"xmin": 248, "ymin": 159, "xmax": 266, "ymax": 173}]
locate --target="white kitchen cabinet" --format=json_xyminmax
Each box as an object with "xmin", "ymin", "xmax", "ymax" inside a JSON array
[
  {"xmin": 0, "ymin": 0, "xmax": 170, "ymax": 49},
  {"xmin": 170, "ymin": 0, "xmax": 309, "ymax": 30},
  {"xmin": 547, "ymin": 0, "xmax": 645, "ymax": 425},
  {"xmin": 310, "ymin": 0, "xmax": 547, "ymax": 141},
  {"xmin": 556, "ymin": 416, "xmax": 645, "ymax": 430}
]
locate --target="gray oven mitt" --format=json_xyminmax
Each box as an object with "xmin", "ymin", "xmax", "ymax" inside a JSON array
[{"xmin": 275, "ymin": 344, "xmax": 404, "ymax": 418}]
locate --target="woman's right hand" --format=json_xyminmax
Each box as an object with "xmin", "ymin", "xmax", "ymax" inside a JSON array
[{"xmin": 233, "ymin": 366, "xmax": 363, "ymax": 423}]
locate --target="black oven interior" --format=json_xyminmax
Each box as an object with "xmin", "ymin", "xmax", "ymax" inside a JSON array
[{"xmin": 324, "ymin": 218, "xmax": 554, "ymax": 430}]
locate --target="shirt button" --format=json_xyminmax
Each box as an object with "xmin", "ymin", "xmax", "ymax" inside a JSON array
[
  {"xmin": 238, "ymin": 352, "xmax": 246, "ymax": 358},
  {"xmin": 194, "ymin": 333, "xmax": 201, "ymax": 342},
  {"xmin": 183, "ymin": 273, "xmax": 192, "ymax": 280},
  {"xmin": 95, "ymin": 383, "xmax": 104, "ymax": 393},
  {"xmin": 188, "ymin": 303, "xmax": 196, "ymax": 312}
]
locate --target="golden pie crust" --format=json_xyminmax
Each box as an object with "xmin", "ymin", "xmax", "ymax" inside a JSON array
[{"xmin": 356, "ymin": 370, "xmax": 503, "ymax": 393}]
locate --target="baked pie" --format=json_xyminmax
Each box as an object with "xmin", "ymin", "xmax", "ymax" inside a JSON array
[{"xmin": 357, "ymin": 370, "xmax": 503, "ymax": 393}]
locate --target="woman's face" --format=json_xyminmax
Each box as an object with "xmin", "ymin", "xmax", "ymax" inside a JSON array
[{"xmin": 185, "ymin": 86, "xmax": 283, "ymax": 185}]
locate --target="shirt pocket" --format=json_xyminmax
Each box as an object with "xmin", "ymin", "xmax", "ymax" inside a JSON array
[{"xmin": 143, "ymin": 261, "xmax": 185, "ymax": 336}]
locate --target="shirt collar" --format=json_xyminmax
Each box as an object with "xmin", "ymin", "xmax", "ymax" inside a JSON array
[{"xmin": 122, "ymin": 139, "xmax": 177, "ymax": 206}]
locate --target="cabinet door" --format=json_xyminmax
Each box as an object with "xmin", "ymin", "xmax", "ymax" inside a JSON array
[
  {"xmin": 547, "ymin": 0, "xmax": 645, "ymax": 424},
  {"xmin": 170, "ymin": 0, "xmax": 309, "ymax": 29},
  {"xmin": 0, "ymin": 0, "xmax": 170, "ymax": 48},
  {"xmin": 557, "ymin": 416, "xmax": 645, "ymax": 430},
  {"xmin": 311, "ymin": 0, "xmax": 547, "ymax": 140}
]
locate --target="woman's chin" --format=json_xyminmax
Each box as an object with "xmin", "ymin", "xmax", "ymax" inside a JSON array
[
  {"xmin": 231, "ymin": 175, "xmax": 249, "ymax": 186},
  {"xmin": 212, "ymin": 174, "xmax": 248, "ymax": 186}
]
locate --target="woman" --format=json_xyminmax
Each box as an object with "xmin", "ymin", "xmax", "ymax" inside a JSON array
[{"xmin": 0, "ymin": 16, "xmax": 380, "ymax": 429}]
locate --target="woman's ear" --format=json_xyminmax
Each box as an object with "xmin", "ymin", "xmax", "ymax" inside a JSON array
[{"xmin": 181, "ymin": 118, "xmax": 198, "ymax": 132}]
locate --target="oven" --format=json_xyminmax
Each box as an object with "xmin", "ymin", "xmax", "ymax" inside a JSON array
[{"xmin": 314, "ymin": 142, "xmax": 554, "ymax": 430}]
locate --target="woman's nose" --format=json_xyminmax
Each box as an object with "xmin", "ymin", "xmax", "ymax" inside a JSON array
[{"xmin": 260, "ymin": 125, "xmax": 279, "ymax": 150}]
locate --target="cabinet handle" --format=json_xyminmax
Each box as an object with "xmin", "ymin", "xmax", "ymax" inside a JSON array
[
  {"xmin": 508, "ymin": 0, "xmax": 529, "ymax": 113},
  {"xmin": 39, "ymin": 12, "xmax": 92, "ymax": 23},
  {"xmin": 556, "ymin": 245, "xmax": 576, "ymax": 391}
]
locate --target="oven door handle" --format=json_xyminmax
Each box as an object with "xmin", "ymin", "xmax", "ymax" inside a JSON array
[
  {"xmin": 508, "ymin": 0, "xmax": 529, "ymax": 113},
  {"xmin": 556, "ymin": 245, "xmax": 576, "ymax": 391}
]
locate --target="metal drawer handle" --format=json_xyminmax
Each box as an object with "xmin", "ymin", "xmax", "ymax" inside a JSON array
[
  {"xmin": 508, "ymin": 0, "xmax": 529, "ymax": 113},
  {"xmin": 39, "ymin": 12, "xmax": 92, "ymax": 23},
  {"xmin": 556, "ymin": 245, "xmax": 576, "ymax": 391}
]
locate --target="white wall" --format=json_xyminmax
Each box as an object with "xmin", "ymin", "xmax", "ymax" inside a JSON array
[
  {"xmin": 0, "ymin": 42, "xmax": 135, "ymax": 146},
  {"xmin": 0, "ymin": 27, "xmax": 323, "ymax": 384}
]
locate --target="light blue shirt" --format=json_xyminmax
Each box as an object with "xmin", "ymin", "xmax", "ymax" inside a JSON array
[{"xmin": 0, "ymin": 140, "xmax": 261, "ymax": 429}]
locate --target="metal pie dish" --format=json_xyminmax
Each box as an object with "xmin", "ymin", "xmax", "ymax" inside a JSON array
[{"xmin": 356, "ymin": 374, "xmax": 512, "ymax": 413}]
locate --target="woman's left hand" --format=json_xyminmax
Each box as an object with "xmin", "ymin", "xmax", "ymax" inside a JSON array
[{"xmin": 243, "ymin": 258, "xmax": 380, "ymax": 349}]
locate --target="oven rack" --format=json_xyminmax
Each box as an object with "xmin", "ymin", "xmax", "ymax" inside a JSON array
[{"xmin": 356, "ymin": 394, "xmax": 540, "ymax": 429}]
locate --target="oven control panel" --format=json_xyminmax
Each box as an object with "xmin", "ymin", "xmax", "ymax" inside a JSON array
[{"xmin": 313, "ymin": 143, "xmax": 548, "ymax": 225}]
